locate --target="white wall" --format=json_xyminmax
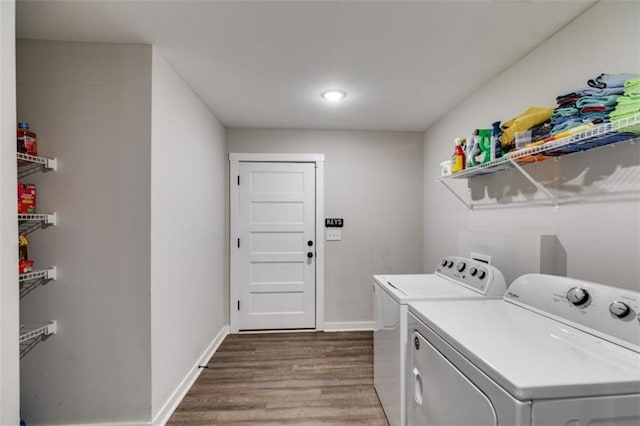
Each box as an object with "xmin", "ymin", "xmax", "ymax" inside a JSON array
[
  {"xmin": 227, "ymin": 129, "xmax": 423, "ymax": 324},
  {"xmin": 1, "ymin": 0, "xmax": 20, "ymax": 424},
  {"xmin": 423, "ymin": 1, "xmax": 640, "ymax": 290},
  {"xmin": 17, "ymin": 40, "xmax": 153, "ymax": 424},
  {"xmin": 150, "ymin": 48, "xmax": 227, "ymax": 421}
]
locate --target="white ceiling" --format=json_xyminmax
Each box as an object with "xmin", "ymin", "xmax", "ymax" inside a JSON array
[{"xmin": 16, "ymin": 0, "xmax": 594, "ymax": 131}]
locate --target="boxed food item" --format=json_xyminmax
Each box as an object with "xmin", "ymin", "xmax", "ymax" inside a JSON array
[
  {"xmin": 18, "ymin": 235, "xmax": 34, "ymax": 275},
  {"xmin": 18, "ymin": 183, "xmax": 36, "ymax": 214},
  {"xmin": 17, "ymin": 122, "xmax": 38, "ymax": 156}
]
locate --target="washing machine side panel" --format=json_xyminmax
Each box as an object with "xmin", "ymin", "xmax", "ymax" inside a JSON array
[
  {"xmin": 532, "ymin": 394, "xmax": 640, "ymax": 426},
  {"xmin": 407, "ymin": 311, "xmax": 531, "ymax": 426},
  {"xmin": 373, "ymin": 281, "xmax": 403, "ymax": 426}
]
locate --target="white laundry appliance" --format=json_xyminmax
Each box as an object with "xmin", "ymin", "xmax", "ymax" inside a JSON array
[
  {"xmin": 373, "ymin": 256, "xmax": 506, "ymax": 426},
  {"xmin": 407, "ymin": 274, "xmax": 640, "ymax": 426}
]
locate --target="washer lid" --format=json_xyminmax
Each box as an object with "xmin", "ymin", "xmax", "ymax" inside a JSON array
[
  {"xmin": 409, "ymin": 299, "xmax": 640, "ymax": 400},
  {"xmin": 374, "ymin": 274, "xmax": 487, "ymax": 303}
]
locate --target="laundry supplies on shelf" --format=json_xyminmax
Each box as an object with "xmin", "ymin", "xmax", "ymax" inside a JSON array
[{"xmin": 500, "ymin": 106, "xmax": 553, "ymax": 148}]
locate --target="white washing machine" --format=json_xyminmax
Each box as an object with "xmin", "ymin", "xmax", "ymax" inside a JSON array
[
  {"xmin": 373, "ymin": 256, "xmax": 506, "ymax": 426},
  {"xmin": 407, "ymin": 274, "xmax": 640, "ymax": 426}
]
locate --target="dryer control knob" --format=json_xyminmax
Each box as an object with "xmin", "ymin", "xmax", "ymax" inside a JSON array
[
  {"xmin": 609, "ymin": 301, "xmax": 631, "ymax": 318},
  {"xmin": 477, "ymin": 270, "xmax": 486, "ymax": 280},
  {"xmin": 470, "ymin": 267, "xmax": 478, "ymax": 276},
  {"xmin": 447, "ymin": 260, "xmax": 454, "ymax": 268},
  {"xmin": 567, "ymin": 287, "xmax": 590, "ymax": 306},
  {"xmin": 457, "ymin": 262, "xmax": 466, "ymax": 272},
  {"xmin": 441, "ymin": 259, "xmax": 448, "ymax": 267}
]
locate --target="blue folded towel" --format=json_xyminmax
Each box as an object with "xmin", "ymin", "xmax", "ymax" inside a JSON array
[
  {"xmin": 576, "ymin": 95, "xmax": 620, "ymax": 108},
  {"xmin": 551, "ymin": 118, "xmax": 586, "ymax": 135},
  {"xmin": 558, "ymin": 86, "xmax": 625, "ymax": 98},
  {"xmin": 588, "ymin": 73, "xmax": 640, "ymax": 89}
]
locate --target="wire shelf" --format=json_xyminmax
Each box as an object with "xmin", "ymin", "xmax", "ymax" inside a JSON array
[
  {"xmin": 440, "ymin": 112, "xmax": 640, "ymax": 180},
  {"xmin": 19, "ymin": 267, "xmax": 57, "ymax": 282},
  {"xmin": 19, "ymin": 321, "xmax": 57, "ymax": 344},
  {"xmin": 18, "ymin": 213, "xmax": 57, "ymax": 225},
  {"xmin": 437, "ymin": 112, "xmax": 640, "ymax": 210}
]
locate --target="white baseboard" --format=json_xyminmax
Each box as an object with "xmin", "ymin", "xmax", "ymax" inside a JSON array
[
  {"xmin": 324, "ymin": 321, "xmax": 375, "ymax": 332},
  {"xmin": 152, "ymin": 325, "xmax": 229, "ymax": 426}
]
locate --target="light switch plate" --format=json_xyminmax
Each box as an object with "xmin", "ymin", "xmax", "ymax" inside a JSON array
[{"xmin": 326, "ymin": 229, "xmax": 341, "ymax": 241}]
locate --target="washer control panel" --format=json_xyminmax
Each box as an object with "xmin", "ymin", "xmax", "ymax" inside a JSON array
[
  {"xmin": 434, "ymin": 256, "xmax": 506, "ymax": 297},
  {"xmin": 505, "ymin": 274, "xmax": 640, "ymax": 352}
]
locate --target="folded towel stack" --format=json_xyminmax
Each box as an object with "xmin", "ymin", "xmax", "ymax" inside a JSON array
[
  {"xmin": 610, "ymin": 77, "xmax": 640, "ymax": 133},
  {"xmin": 550, "ymin": 73, "xmax": 637, "ymax": 136}
]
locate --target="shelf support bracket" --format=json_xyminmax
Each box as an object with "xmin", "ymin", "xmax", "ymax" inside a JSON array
[
  {"xmin": 508, "ymin": 158, "xmax": 560, "ymax": 211},
  {"xmin": 439, "ymin": 179, "xmax": 473, "ymax": 210}
]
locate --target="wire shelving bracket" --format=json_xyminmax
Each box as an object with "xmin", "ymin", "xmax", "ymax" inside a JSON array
[
  {"xmin": 19, "ymin": 321, "xmax": 57, "ymax": 344},
  {"xmin": 438, "ymin": 112, "xmax": 640, "ymax": 211}
]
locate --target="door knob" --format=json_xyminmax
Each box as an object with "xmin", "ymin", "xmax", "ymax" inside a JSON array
[{"xmin": 307, "ymin": 252, "xmax": 314, "ymax": 259}]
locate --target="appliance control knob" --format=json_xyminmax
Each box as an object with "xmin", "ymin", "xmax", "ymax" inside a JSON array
[
  {"xmin": 457, "ymin": 262, "xmax": 466, "ymax": 272},
  {"xmin": 567, "ymin": 287, "xmax": 590, "ymax": 306},
  {"xmin": 447, "ymin": 260, "xmax": 454, "ymax": 268},
  {"xmin": 477, "ymin": 270, "xmax": 486, "ymax": 280},
  {"xmin": 441, "ymin": 259, "xmax": 448, "ymax": 267},
  {"xmin": 470, "ymin": 267, "xmax": 478, "ymax": 276},
  {"xmin": 609, "ymin": 301, "xmax": 631, "ymax": 318}
]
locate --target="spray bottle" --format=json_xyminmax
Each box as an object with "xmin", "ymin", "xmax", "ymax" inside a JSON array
[
  {"xmin": 466, "ymin": 131, "xmax": 479, "ymax": 168},
  {"xmin": 451, "ymin": 138, "xmax": 466, "ymax": 173}
]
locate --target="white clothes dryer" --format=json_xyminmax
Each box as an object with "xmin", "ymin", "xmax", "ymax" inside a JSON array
[
  {"xmin": 407, "ymin": 274, "xmax": 640, "ymax": 426},
  {"xmin": 373, "ymin": 256, "xmax": 506, "ymax": 426}
]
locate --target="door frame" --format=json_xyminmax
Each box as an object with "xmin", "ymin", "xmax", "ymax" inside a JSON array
[{"xmin": 229, "ymin": 153, "xmax": 325, "ymax": 333}]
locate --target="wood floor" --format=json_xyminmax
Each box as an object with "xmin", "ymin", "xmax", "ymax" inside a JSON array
[{"xmin": 168, "ymin": 331, "xmax": 389, "ymax": 425}]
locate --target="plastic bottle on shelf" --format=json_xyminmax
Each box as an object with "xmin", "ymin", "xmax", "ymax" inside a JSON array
[
  {"xmin": 17, "ymin": 122, "xmax": 38, "ymax": 156},
  {"xmin": 490, "ymin": 121, "xmax": 502, "ymax": 161},
  {"xmin": 466, "ymin": 131, "xmax": 479, "ymax": 168},
  {"xmin": 451, "ymin": 138, "xmax": 466, "ymax": 173}
]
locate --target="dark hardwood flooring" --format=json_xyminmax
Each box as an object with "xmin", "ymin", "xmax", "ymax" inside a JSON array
[{"xmin": 168, "ymin": 331, "xmax": 389, "ymax": 425}]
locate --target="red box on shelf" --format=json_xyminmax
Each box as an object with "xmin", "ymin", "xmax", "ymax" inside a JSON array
[{"xmin": 18, "ymin": 183, "xmax": 36, "ymax": 214}]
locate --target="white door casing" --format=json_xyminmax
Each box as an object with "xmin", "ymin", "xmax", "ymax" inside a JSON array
[{"xmin": 229, "ymin": 153, "xmax": 325, "ymax": 332}]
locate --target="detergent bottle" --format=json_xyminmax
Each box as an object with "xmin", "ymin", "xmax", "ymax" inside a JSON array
[
  {"xmin": 466, "ymin": 132, "xmax": 479, "ymax": 168},
  {"xmin": 477, "ymin": 129, "xmax": 492, "ymax": 163},
  {"xmin": 451, "ymin": 138, "xmax": 465, "ymax": 173},
  {"xmin": 491, "ymin": 121, "xmax": 502, "ymax": 161}
]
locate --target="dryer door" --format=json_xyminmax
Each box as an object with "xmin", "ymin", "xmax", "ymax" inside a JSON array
[{"xmin": 408, "ymin": 331, "xmax": 498, "ymax": 426}]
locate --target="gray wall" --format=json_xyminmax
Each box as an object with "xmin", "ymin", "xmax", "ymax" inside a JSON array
[
  {"xmin": 227, "ymin": 129, "xmax": 423, "ymax": 324},
  {"xmin": 150, "ymin": 48, "xmax": 227, "ymax": 419},
  {"xmin": 17, "ymin": 40, "xmax": 152, "ymax": 424},
  {"xmin": 423, "ymin": 1, "xmax": 640, "ymax": 290},
  {"xmin": 1, "ymin": 0, "xmax": 20, "ymax": 423}
]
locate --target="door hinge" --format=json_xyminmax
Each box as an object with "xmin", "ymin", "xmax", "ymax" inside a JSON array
[
  {"xmin": 237, "ymin": 238, "xmax": 240, "ymax": 248},
  {"xmin": 237, "ymin": 300, "xmax": 240, "ymax": 310},
  {"xmin": 237, "ymin": 175, "xmax": 240, "ymax": 185}
]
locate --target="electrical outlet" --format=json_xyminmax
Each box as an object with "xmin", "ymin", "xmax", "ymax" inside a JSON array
[{"xmin": 326, "ymin": 229, "xmax": 341, "ymax": 241}]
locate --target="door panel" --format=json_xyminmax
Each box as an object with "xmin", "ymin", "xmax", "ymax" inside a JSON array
[
  {"xmin": 408, "ymin": 331, "xmax": 498, "ymax": 426},
  {"xmin": 239, "ymin": 162, "xmax": 315, "ymax": 330}
]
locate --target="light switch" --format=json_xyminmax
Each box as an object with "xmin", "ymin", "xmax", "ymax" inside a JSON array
[{"xmin": 326, "ymin": 229, "xmax": 341, "ymax": 241}]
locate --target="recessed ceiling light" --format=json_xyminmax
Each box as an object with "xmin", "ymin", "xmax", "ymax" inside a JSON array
[{"xmin": 321, "ymin": 90, "xmax": 347, "ymax": 102}]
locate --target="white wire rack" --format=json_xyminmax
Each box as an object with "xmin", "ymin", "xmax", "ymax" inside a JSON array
[
  {"xmin": 19, "ymin": 321, "xmax": 57, "ymax": 344},
  {"xmin": 16, "ymin": 152, "xmax": 57, "ymax": 170},
  {"xmin": 18, "ymin": 213, "xmax": 57, "ymax": 225},
  {"xmin": 19, "ymin": 267, "xmax": 57, "ymax": 282},
  {"xmin": 438, "ymin": 112, "xmax": 640, "ymax": 210}
]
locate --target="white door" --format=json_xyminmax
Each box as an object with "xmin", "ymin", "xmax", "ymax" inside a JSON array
[{"xmin": 238, "ymin": 162, "xmax": 316, "ymax": 330}]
